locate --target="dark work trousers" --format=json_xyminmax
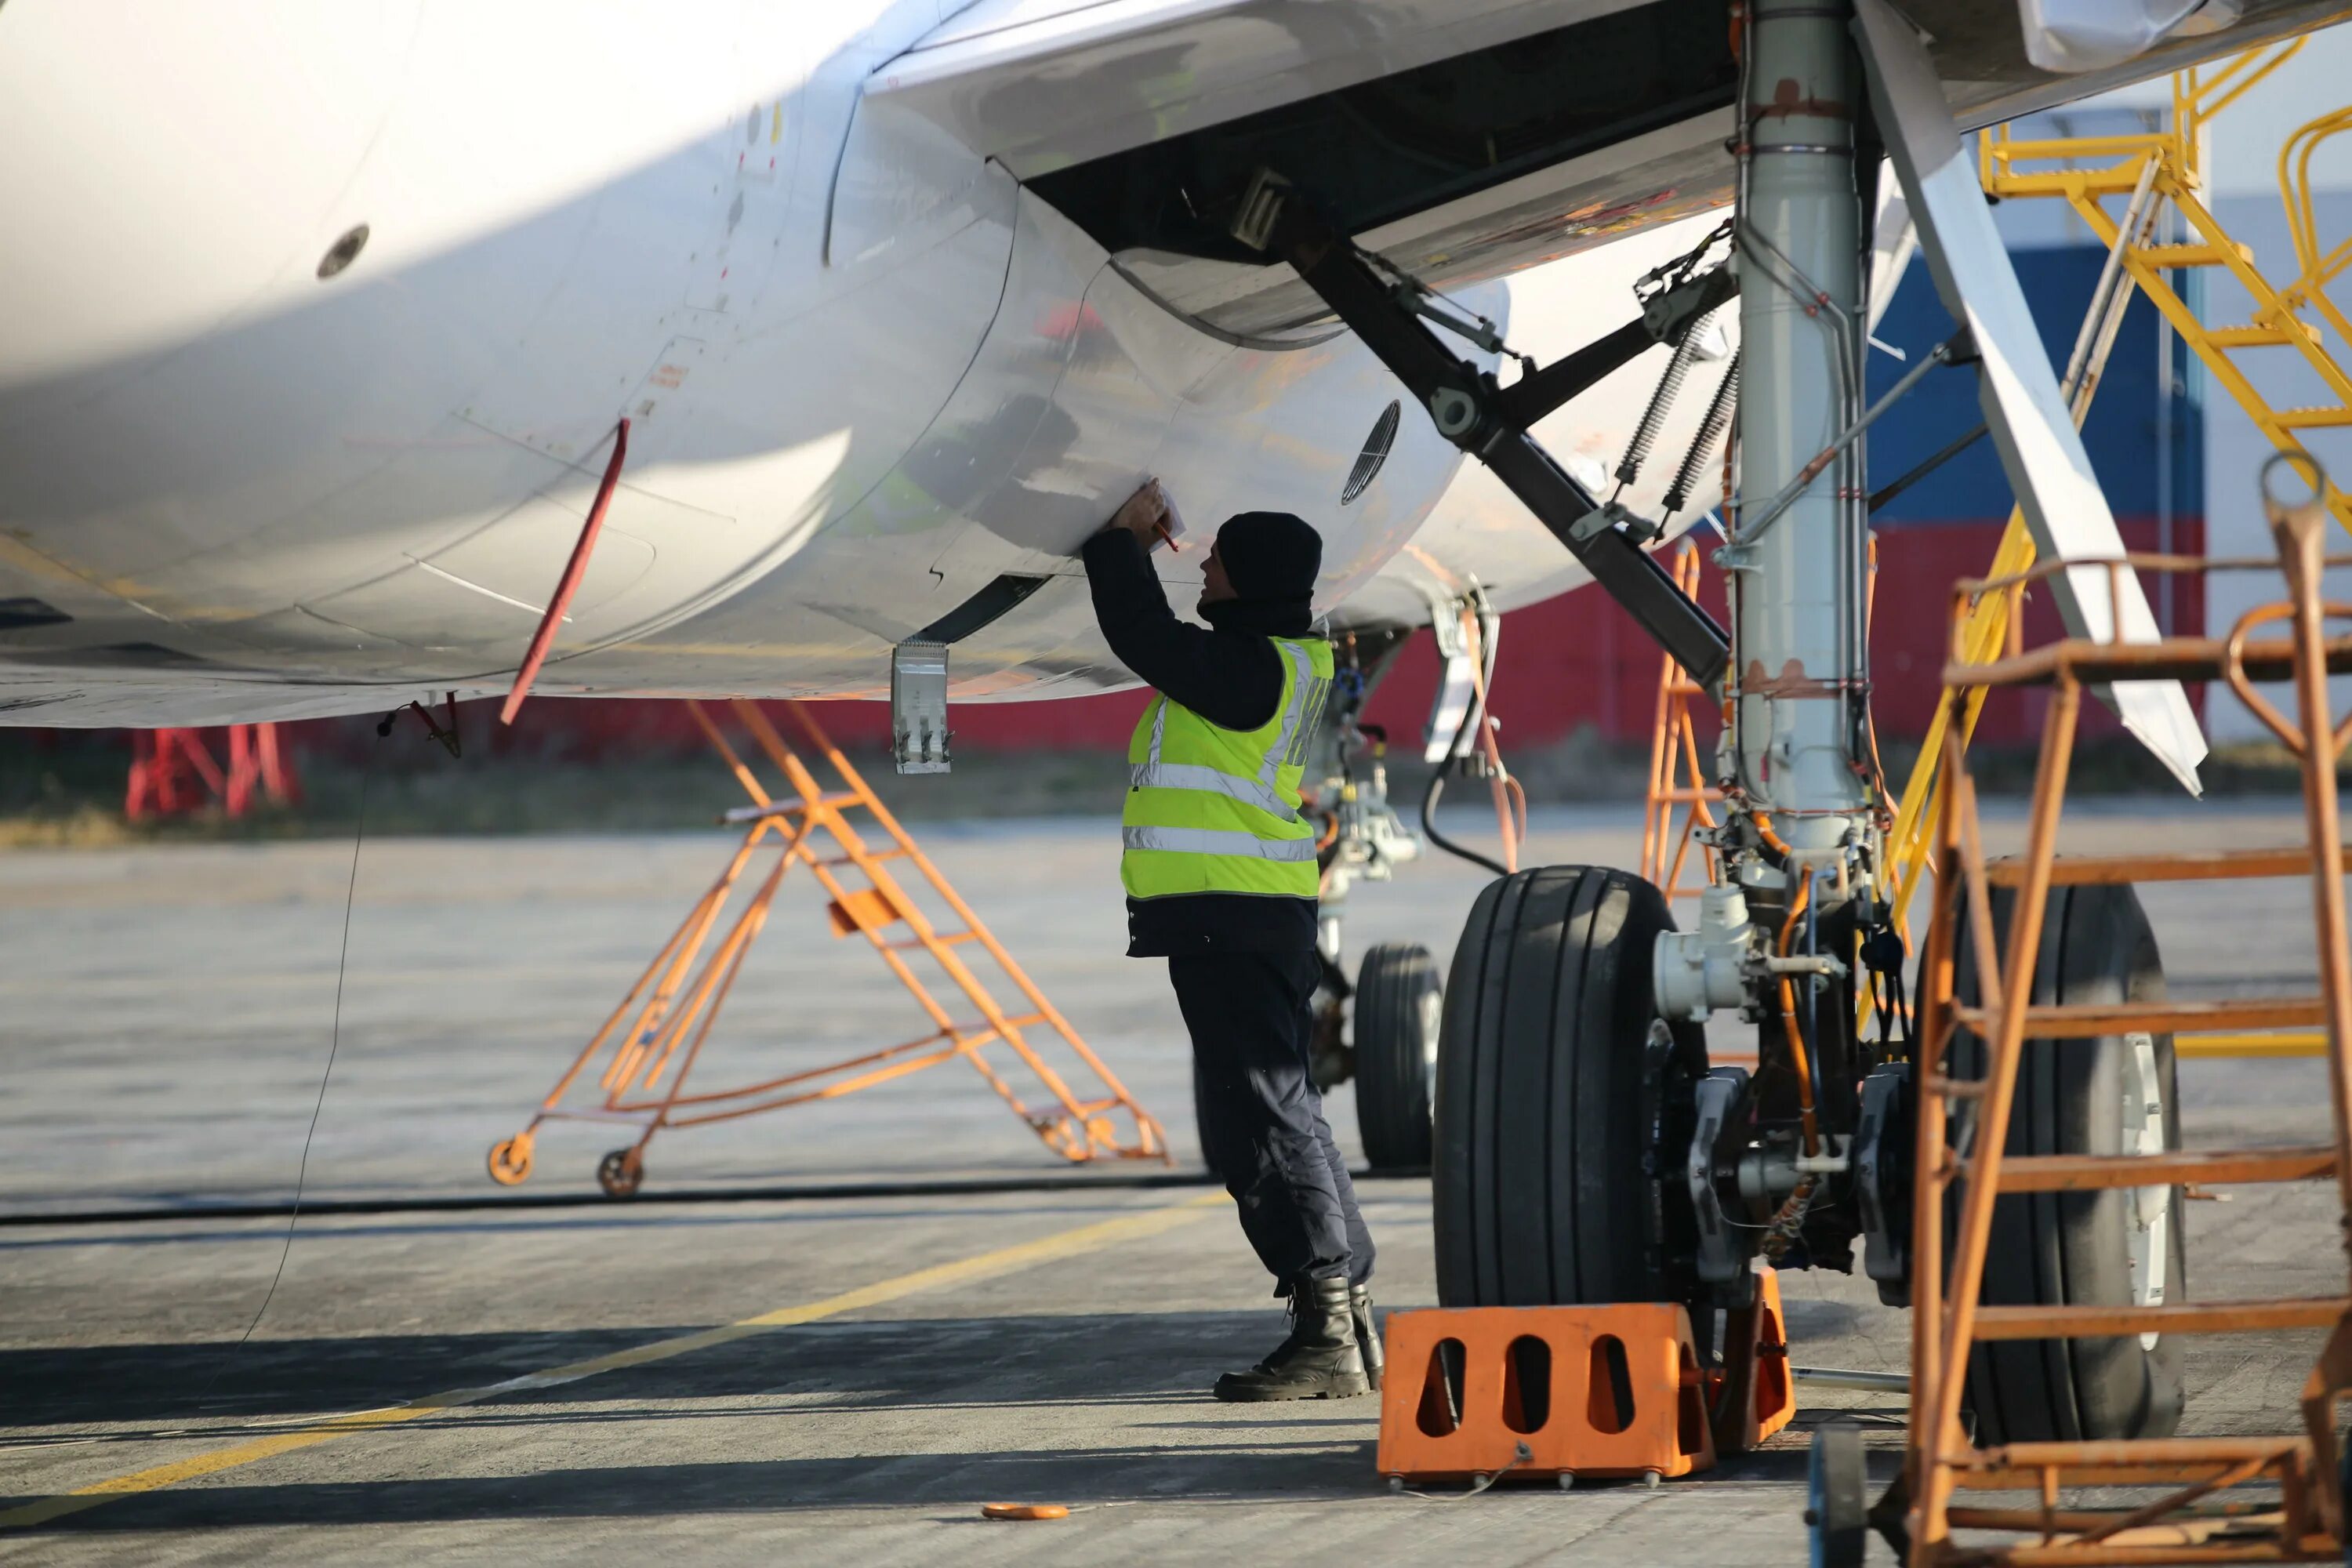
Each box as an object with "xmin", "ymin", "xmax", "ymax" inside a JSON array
[{"xmin": 1169, "ymin": 949, "xmax": 1375, "ymax": 1287}]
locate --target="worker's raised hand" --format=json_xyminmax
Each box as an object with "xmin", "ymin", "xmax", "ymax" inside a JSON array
[{"xmin": 1107, "ymin": 479, "xmax": 1170, "ymax": 546}]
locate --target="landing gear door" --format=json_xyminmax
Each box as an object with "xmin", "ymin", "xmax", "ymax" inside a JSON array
[{"xmin": 1855, "ymin": 0, "xmax": 2207, "ymax": 793}]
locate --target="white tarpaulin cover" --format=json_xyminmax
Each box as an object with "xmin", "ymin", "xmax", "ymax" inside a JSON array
[{"xmin": 2016, "ymin": 0, "xmax": 2215, "ymax": 73}]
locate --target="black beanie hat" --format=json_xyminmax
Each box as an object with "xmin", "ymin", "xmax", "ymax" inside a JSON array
[{"xmin": 1215, "ymin": 511, "xmax": 1322, "ymax": 604}]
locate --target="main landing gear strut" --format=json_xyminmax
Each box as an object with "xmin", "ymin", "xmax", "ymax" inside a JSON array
[{"xmin": 1229, "ymin": 0, "xmax": 2198, "ymax": 1506}]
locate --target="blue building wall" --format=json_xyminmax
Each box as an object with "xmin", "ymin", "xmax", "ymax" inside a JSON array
[
  {"xmin": 1854, "ymin": 245, "xmax": 2205, "ymax": 738},
  {"xmin": 1865, "ymin": 245, "xmax": 2202, "ymax": 532}
]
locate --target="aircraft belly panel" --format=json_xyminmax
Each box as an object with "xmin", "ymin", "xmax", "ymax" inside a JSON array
[
  {"xmin": 302, "ymin": 528, "xmax": 659, "ymax": 658},
  {"xmin": 548, "ymin": 184, "xmax": 1487, "ymax": 702}
]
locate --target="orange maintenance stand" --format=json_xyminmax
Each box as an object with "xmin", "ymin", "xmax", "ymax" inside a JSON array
[{"xmin": 487, "ymin": 698, "xmax": 1167, "ymax": 1196}]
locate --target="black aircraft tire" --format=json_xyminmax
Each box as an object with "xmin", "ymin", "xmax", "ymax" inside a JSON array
[
  {"xmin": 1433, "ymin": 866, "xmax": 1705, "ymax": 1306},
  {"xmin": 1953, "ymin": 881, "xmax": 2187, "ymax": 1446},
  {"xmin": 1355, "ymin": 942, "xmax": 1442, "ymax": 1172}
]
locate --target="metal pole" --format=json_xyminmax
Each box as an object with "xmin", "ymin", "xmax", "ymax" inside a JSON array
[
  {"xmin": 1730, "ymin": 0, "xmax": 1871, "ymax": 855},
  {"xmin": 2270, "ymin": 491, "xmax": 2352, "ymax": 1246}
]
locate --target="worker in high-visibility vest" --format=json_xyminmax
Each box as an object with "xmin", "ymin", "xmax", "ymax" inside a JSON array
[{"xmin": 1082, "ymin": 479, "xmax": 1377, "ymax": 1402}]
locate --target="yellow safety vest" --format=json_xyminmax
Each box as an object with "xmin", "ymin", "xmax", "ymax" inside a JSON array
[{"xmin": 1121, "ymin": 636, "xmax": 1334, "ymax": 900}]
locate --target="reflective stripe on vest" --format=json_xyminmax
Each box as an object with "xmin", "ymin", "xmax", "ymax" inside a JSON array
[
  {"xmin": 1126, "ymin": 761, "xmax": 1298, "ymax": 820},
  {"xmin": 1120, "ymin": 634, "xmax": 1332, "ymax": 901},
  {"xmin": 1120, "ymin": 826, "xmax": 1319, "ymax": 862}
]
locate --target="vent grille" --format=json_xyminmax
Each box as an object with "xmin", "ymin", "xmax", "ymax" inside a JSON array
[{"xmin": 1341, "ymin": 401, "xmax": 1401, "ymax": 505}]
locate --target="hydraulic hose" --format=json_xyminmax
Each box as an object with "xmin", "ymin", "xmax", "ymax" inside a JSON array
[
  {"xmin": 1421, "ymin": 681, "xmax": 1510, "ymax": 878},
  {"xmin": 1420, "ymin": 609, "xmax": 1512, "ymax": 878},
  {"xmin": 1774, "ymin": 874, "xmax": 1824, "ymax": 1158}
]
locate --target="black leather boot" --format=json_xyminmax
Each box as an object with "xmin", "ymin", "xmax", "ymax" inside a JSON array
[
  {"xmin": 1213, "ymin": 1275, "xmax": 1371, "ymax": 1402},
  {"xmin": 1350, "ymin": 1283, "xmax": 1384, "ymax": 1392}
]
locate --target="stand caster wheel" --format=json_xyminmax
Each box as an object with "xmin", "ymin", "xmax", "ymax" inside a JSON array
[
  {"xmin": 1806, "ymin": 1421, "xmax": 1867, "ymax": 1568},
  {"xmin": 486, "ymin": 1134, "xmax": 534, "ymax": 1186},
  {"xmin": 597, "ymin": 1147, "xmax": 644, "ymax": 1199}
]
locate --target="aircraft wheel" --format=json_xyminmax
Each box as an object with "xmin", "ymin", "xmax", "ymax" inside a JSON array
[
  {"xmin": 486, "ymin": 1134, "xmax": 534, "ymax": 1187},
  {"xmin": 597, "ymin": 1147, "xmax": 644, "ymax": 1200},
  {"xmin": 1952, "ymin": 881, "xmax": 2186, "ymax": 1445},
  {"xmin": 1433, "ymin": 866, "xmax": 1705, "ymax": 1305},
  {"xmin": 1354, "ymin": 942, "xmax": 1440, "ymax": 1172},
  {"xmin": 1806, "ymin": 1421, "xmax": 1869, "ymax": 1568}
]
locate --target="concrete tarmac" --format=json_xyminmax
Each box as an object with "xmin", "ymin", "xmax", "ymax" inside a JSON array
[{"xmin": 1, "ymin": 802, "xmax": 2339, "ymax": 1563}]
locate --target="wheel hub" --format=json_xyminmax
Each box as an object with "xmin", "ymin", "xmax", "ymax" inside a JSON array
[{"xmin": 2122, "ymin": 1029, "xmax": 2170, "ymax": 1348}]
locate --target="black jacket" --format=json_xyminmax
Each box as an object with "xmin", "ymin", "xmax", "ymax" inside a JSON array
[{"xmin": 1081, "ymin": 529, "xmax": 1319, "ymax": 957}]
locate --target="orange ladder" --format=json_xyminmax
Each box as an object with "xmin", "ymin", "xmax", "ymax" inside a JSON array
[
  {"xmin": 1639, "ymin": 541, "xmax": 1722, "ymax": 905},
  {"xmin": 488, "ymin": 698, "xmax": 1167, "ymax": 1196},
  {"xmin": 1899, "ymin": 472, "xmax": 2352, "ymax": 1561}
]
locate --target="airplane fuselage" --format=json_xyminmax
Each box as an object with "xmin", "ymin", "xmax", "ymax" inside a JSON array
[
  {"xmin": 0, "ymin": 1, "xmax": 1541, "ymax": 725},
  {"xmin": 5, "ymin": 0, "xmax": 2326, "ymax": 727}
]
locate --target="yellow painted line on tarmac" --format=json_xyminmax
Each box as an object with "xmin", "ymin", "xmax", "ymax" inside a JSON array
[
  {"xmin": 1720, "ymin": 1036, "xmax": 2333, "ymax": 1062},
  {"xmin": 2179, "ymin": 1033, "xmax": 2329, "ymax": 1058},
  {"xmin": 0, "ymin": 1191, "xmax": 1226, "ymax": 1532}
]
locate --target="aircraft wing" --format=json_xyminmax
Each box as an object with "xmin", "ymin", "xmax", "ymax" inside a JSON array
[
  {"xmin": 864, "ymin": 0, "xmax": 1644, "ymax": 180},
  {"xmin": 866, "ymin": 0, "xmax": 2343, "ymax": 345}
]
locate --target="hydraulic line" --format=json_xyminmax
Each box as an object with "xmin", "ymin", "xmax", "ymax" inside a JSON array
[
  {"xmin": 1761, "ymin": 867, "xmax": 1826, "ymax": 1263},
  {"xmin": 1465, "ymin": 608, "xmax": 1527, "ymax": 873},
  {"xmin": 1419, "ymin": 707, "xmax": 1508, "ymax": 877},
  {"xmin": 1773, "ymin": 874, "xmax": 1824, "ymax": 1158},
  {"xmin": 1733, "ymin": 328, "xmax": 1969, "ymax": 549},
  {"xmin": 1419, "ymin": 605, "xmax": 1515, "ymax": 878}
]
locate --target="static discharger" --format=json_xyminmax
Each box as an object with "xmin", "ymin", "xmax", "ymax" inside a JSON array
[{"xmin": 501, "ymin": 416, "xmax": 630, "ymax": 726}]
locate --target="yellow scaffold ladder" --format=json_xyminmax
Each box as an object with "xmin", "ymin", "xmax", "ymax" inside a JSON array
[{"xmin": 1983, "ymin": 38, "xmax": 2352, "ymax": 530}]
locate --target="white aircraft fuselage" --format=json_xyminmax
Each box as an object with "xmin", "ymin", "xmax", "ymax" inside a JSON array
[{"xmin": 0, "ymin": 0, "xmax": 2328, "ymax": 726}]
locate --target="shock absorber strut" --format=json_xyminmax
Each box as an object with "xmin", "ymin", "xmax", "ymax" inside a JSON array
[
  {"xmin": 1653, "ymin": 0, "xmax": 1882, "ymax": 1287},
  {"xmin": 1725, "ymin": 0, "xmax": 1872, "ymax": 857}
]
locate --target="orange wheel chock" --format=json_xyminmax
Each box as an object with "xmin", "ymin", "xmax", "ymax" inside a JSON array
[
  {"xmin": 1376, "ymin": 1302, "xmax": 1718, "ymax": 1486},
  {"xmin": 980, "ymin": 1503, "xmax": 1069, "ymax": 1520},
  {"xmin": 1706, "ymin": 1266, "xmax": 1795, "ymax": 1455}
]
